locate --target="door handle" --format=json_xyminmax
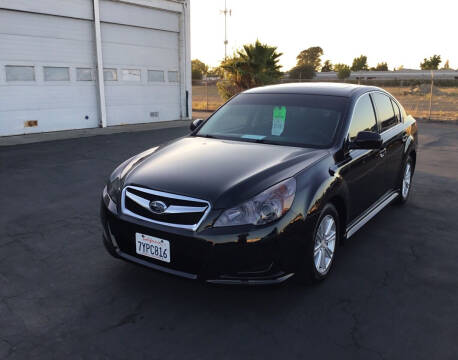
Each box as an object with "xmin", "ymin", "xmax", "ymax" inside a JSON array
[
  {"xmin": 378, "ymin": 148, "xmax": 387, "ymax": 158},
  {"xmin": 402, "ymin": 134, "xmax": 409, "ymax": 143}
]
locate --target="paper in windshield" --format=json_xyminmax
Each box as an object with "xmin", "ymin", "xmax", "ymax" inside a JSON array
[{"xmin": 272, "ymin": 106, "xmax": 286, "ymax": 136}]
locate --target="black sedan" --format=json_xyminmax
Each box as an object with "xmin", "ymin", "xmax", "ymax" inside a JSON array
[{"xmin": 101, "ymin": 83, "xmax": 418, "ymax": 284}]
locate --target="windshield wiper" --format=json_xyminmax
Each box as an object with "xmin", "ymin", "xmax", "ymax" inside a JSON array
[
  {"xmin": 196, "ymin": 134, "xmax": 216, "ymax": 139},
  {"xmin": 252, "ymin": 138, "xmax": 281, "ymax": 145}
]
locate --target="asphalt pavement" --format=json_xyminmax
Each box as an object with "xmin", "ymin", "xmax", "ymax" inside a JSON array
[{"xmin": 1, "ymin": 122, "xmax": 457, "ymax": 360}]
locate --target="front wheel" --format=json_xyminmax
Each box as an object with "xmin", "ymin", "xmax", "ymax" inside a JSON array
[{"xmin": 296, "ymin": 203, "xmax": 340, "ymax": 284}]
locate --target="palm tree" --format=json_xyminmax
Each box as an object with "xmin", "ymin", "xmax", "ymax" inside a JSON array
[{"xmin": 218, "ymin": 40, "xmax": 282, "ymax": 99}]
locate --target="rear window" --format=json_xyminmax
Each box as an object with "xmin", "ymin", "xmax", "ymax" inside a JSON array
[{"xmin": 196, "ymin": 93, "xmax": 348, "ymax": 148}]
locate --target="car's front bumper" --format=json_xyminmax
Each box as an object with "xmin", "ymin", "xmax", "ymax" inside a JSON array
[{"xmin": 100, "ymin": 188, "xmax": 311, "ymax": 285}]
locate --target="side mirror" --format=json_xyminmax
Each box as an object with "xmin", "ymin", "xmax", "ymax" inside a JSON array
[
  {"xmin": 190, "ymin": 118, "xmax": 204, "ymax": 132},
  {"xmin": 349, "ymin": 131, "xmax": 382, "ymax": 150}
]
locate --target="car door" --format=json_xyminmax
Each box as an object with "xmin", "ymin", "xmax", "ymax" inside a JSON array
[
  {"xmin": 371, "ymin": 92, "xmax": 405, "ymax": 191},
  {"xmin": 339, "ymin": 93, "xmax": 387, "ymax": 222}
]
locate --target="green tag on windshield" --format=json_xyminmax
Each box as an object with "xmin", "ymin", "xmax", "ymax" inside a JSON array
[
  {"xmin": 272, "ymin": 106, "xmax": 287, "ymax": 136},
  {"xmin": 272, "ymin": 106, "xmax": 286, "ymax": 136}
]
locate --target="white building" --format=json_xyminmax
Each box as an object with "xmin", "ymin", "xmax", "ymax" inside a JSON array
[{"xmin": 0, "ymin": 0, "xmax": 191, "ymax": 136}]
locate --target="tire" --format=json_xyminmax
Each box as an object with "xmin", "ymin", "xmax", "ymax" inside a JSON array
[
  {"xmin": 395, "ymin": 155, "xmax": 414, "ymax": 205},
  {"xmin": 296, "ymin": 203, "xmax": 340, "ymax": 284}
]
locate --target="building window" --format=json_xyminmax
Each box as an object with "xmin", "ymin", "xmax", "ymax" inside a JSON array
[
  {"xmin": 77, "ymin": 68, "xmax": 94, "ymax": 81},
  {"xmin": 148, "ymin": 70, "xmax": 165, "ymax": 82},
  {"xmin": 5, "ymin": 66, "xmax": 35, "ymax": 81},
  {"xmin": 44, "ymin": 67, "xmax": 70, "ymax": 81},
  {"xmin": 168, "ymin": 71, "xmax": 179, "ymax": 82},
  {"xmin": 121, "ymin": 69, "xmax": 141, "ymax": 81},
  {"xmin": 103, "ymin": 69, "xmax": 118, "ymax": 81}
]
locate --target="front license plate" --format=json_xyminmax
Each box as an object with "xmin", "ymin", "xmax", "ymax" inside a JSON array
[{"xmin": 135, "ymin": 233, "xmax": 170, "ymax": 263}]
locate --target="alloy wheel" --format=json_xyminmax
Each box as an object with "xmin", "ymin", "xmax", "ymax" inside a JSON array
[
  {"xmin": 402, "ymin": 162, "xmax": 412, "ymax": 199},
  {"xmin": 313, "ymin": 214, "xmax": 337, "ymax": 275}
]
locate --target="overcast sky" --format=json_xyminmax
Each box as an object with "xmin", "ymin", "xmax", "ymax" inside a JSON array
[{"xmin": 190, "ymin": 0, "xmax": 457, "ymax": 70}]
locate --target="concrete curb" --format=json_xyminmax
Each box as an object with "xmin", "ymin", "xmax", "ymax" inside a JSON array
[
  {"xmin": 0, "ymin": 120, "xmax": 191, "ymax": 146},
  {"xmin": 416, "ymin": 117, "xmax": 458, "ymax": 125}
]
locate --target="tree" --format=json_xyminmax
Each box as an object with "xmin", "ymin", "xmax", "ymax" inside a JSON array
[
  {"xmin": 334, "ymin": 63, "xmax": 351, "ymax": 80},
  {"xmin": 441, "ymin": 60, "xmax": 451, "ymax": 70},
  {"xmin": 289, "ymin": 64, "xmax": 315, "ymax": 80},
  {"xmin": 191, "ymin": 59, "xmax": 209, "ymax": 80},
  {"xmin": 321, "ymin": 60, "xmax": 333, "ymax": 72},
  {"xmin": 351, "ymin": 55, "xmax": 368, "ymax": 71},
  {"xmin": 217, "ymin": 40, "xmax": 283, "ymax": 100},
  {"xmin": 370, "ymin": 62, "xmax": 388, "ymax": 71},
  {"xmin": 296, "ymin": 46, "xmax": 323, "ymax": 71},
  {"xmin": 420, "ymin": 55, "xmax": 441, "ymax": 70}
]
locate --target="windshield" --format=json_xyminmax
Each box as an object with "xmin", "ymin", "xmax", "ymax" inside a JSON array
[{"xmin": 196, "ymin": 93, "xmax": 348, "ymax": 148}]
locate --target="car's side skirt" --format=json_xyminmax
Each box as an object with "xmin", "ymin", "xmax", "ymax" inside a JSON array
[{"xmin": 346, "ymin": 191, "xmax": 399, "ymax": 239}]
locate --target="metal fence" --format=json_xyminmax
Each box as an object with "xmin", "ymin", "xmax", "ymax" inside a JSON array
[{"xmin": 192, "ymin": 79, "xmax": 458, "ymax": 121}]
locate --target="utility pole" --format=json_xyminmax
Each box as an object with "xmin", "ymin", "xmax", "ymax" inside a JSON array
[
  {"xmin": 428, "ymin": 69, "xmax": 434, "ymax": 121},
  {"xmin": 220, "ymin": 0, "xmax": 231, "ymax": 59}
]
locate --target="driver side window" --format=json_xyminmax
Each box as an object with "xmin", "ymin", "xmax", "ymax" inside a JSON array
[{"xmin": 348, "ymin": 94, "xmax": 377, "ymax": 141}]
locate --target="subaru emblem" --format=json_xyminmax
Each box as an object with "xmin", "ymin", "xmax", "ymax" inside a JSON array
[{"xmin": 149, "ymin": 200, "xmax": 167, "ymax": 214}]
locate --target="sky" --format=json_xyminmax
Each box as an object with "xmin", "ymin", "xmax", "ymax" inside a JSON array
[{"xmin": 190, "ymin": 0, "xmax": 458, "ymax": 71}]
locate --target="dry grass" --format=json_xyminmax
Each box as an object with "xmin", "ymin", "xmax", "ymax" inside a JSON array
[
  {"xmin": 384, "ymin": 86, "xmax": 458, "ymax": 121},
  {"xmin": 192, "ymin": 84, "xmax": 458, "ymax": 121},
  {"xmin": 192, "ymin": 85, "xmax": 224, "ymax": 111}
]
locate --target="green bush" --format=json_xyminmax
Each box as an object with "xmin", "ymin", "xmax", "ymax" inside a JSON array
[
  {"xmin": 216, "ymin": 80, "xmax": 241, "ymax": 101},
  {"xmin": 334, "ymin": 64, "xmax": 351, "ymax": 79},
  {"xmin": 289, "ymin": 64, "xmax": 315, "ymax": 80}
]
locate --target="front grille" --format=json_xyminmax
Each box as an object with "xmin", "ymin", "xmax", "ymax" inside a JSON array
[{"xmin": 121, "ymin": 186, "xmax": 210, "ymax": 230}]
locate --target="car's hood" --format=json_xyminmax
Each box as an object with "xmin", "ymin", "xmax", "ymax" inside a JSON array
[{"xmin": 123, "ymin": 136, "xmax": 328, "ymax": 209}]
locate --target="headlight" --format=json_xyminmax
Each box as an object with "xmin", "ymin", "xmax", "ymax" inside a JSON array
[
  {"xmin": 214, "ymin": 178, "xmax": 296, "ymax": 227},
  {"xmin": 107, "ymin": 176, "xmax": 122, "ymax": 204}
]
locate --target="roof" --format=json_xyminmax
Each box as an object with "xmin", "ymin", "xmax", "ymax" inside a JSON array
[{"xmin": 244, "ymin": 82, "xmax": 381, "ymax": 98}]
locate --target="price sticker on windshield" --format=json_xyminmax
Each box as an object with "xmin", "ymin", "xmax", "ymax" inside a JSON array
[{"xmin": 272, "ymin": 106, "xmax": 286, "ymax": 136}]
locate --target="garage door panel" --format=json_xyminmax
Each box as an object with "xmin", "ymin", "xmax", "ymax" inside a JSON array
[
  {"xmin": 101, "ymin": 23, "xmax": 178, "ymax": 50},
  {"xmin": 0, "ymin": 10, "xmax": 94, "ymax": 42},
  {"xmin": 104, "ymin": 85, "xmax": 179, "ymax": 106},
  {"xmin": 99, "ymin": 0, "xmax": 179, "ymax": 32},
  {"xmin": 101, "ymin": 23, "xmax": 179, "ymax": 68},
  {"xmin": 102, "ymin": 44, "xmax": 178, "ymax": 68},
  {"xmin": 0, "ymin": 107, "xmax": 99, "ymax": 136},
  {"xmin": 0, "ymin": 34, "xmax": 96, "ymax": 64},
  {"xmin": 0, "ymin": 85, "xmax": 99, "ymax": 111},
  {"xmin": 106, "ymin": 103, "xmax": 180, "ymax": 126},
  {"xmin": 0, "ymin": 10, "xmax": 95, "ymax": 64},
  {"xmin": 105, "ymin": 84, "xmax": 180, "ymax": 126},
  {"xmin": 0, "ymin": 0, "xmax": 94, "ymax": 20}
]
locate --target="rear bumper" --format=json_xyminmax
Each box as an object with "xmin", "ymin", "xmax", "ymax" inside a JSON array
[{"xmin": 101, "ymin": 191, "xmax": 310, "ymax": 285}]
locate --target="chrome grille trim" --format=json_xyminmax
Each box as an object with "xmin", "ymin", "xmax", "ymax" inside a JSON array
[{"xmin": 121, "ymin": 185, "xmax": 211, "ymax": 231}]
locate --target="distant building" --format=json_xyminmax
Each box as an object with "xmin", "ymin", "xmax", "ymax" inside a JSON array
[
  {"xmin": 315, "ymin": 69, "xmax": 458, "ymax": 81},
  {"xmin": 0, "ymin": 0, "xmax": 191, "ymax": 136}
]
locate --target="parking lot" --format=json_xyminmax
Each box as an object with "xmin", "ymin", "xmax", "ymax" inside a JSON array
[{"xmin": 1, "ymin": 121, "xmax": 457, "ymax": 359}]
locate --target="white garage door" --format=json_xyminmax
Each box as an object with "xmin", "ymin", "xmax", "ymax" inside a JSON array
[
  {"xmin": 0, "ymin": 9, "xmax": 99, "ymax": 136},
  {"xmin": 101, "ymin": 22, "xmax": 181, "ymax": 126},
  {"xmin": 99, "ymin": 0, "xmax": 182, "ymax": 126},
  {"xmin": 0, "ymin": 1, "xmax": 183, "ymax": 136}
]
